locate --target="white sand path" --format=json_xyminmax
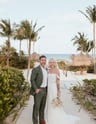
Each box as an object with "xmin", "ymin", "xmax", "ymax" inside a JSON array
[{"xmin": 16, "ymin": 70, "xmax": 96, "ymax": 124}]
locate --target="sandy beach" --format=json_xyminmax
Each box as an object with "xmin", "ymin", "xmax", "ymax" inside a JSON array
[{"xmin": 16, "ymin": 69, "xmax": 96, "ymax": 124}]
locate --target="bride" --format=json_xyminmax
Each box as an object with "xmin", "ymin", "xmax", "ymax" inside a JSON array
[{"xmin": 46, "ymin": 58, "xmax": 79, "ymax": 124}]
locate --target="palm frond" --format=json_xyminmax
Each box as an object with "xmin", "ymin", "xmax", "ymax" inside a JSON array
[
  {"xmin": 79, "ymin": 10, "xmax": 92, "ymax": 22},
  {"xmin": 0, "ymin": 23, "xmax": 6, "ymax": 32},
  {"xmin": 0, "ymin": 32, "xmax": 6, "ymax": 37},
  {"xmin": 1, "ymin": 19, "xmax": 10, "ymax": 27},
  {"xmin": 0, "ymin": 19, "xmax": 13, "ymax": 37},
  {"xmin": 36, "ymin": 26, "xmax": 45, "ymax": 33},
  {"xmin": 33, "ymin": 21, "xmax": 37, "ymax": 31}
]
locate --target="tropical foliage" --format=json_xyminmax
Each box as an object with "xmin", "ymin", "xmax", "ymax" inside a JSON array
[
  {"xmin": 72, "ymin": 32, "xmax": 93, "ymax": 54},
  {"xmin": 0, "ymin": 43, "xmax": 34, "ymax": 69},
  {"xmin": 0, "ymin": 67, "xmax": 30, "ymax": 123},
  {"xmin": 57, "ymin": 61, "xmax": 66, "ymax": 70},
  {"xmin": 0, "ymin": 18, "xmax": 43, "ymax": 123},
  {"xmin": 14, "ymin": 25, "xmax": 25, "ymax": 58},
  {"xmin": 79, "ymin": 5, "xmax": 96, "ymax": 73},
  {"xmin": 20, "ymin": 20, "xmax": 44, "ymax": 80},
  {"xmin": 87, "ymin": 64, "xmax": 94, "ymax": 73},
  {"xmin": 71, "ymin": 79, "xmax": 96, "ymax": 116},
  {"xmin": 0, "ymin": 19, "xmax": 43, "ymax": 74},
  {"xmin": 0, "ymin": 19, "xmax": 14, "ymax": 66}
]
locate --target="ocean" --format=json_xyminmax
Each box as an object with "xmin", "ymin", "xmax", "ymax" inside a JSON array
[{"xmin": 44, "ymin": 53, "xmax": 72, "ymax": 61}]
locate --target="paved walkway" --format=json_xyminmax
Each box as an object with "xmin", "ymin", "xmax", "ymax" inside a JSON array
[{"xmin": 16, "ymin": 70, "xmax": 96, "ymax": 124}]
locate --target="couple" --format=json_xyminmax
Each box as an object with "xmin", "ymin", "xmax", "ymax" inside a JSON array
[{"xmin": 30, "ymin": 55, "xmax": 79, "ymax": 124}]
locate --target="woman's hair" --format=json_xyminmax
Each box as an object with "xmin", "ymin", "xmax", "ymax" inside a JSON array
[{"xmin": 48, "ymin": 58, "xmax": 59, "ymax": 69}]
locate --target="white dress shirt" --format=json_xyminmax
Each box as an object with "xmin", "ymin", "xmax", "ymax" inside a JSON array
[{"xmin": 40, "ymin": 66, "xmax": 47, "ymax": 88}]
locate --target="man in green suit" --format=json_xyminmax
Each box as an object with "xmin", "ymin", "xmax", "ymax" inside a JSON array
[{"xmin": 30, "ymin": 55, "xmax": 47, "ymax": 124}]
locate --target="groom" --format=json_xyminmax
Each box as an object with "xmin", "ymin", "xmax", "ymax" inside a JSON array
[{"xmin": 30, "ymin": 55, "xmax": 47, "ymax": 124}]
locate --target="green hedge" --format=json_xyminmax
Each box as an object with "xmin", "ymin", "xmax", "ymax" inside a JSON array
[
  {"xmin": 87, "ymin": 65, "xmax": 94, "ymax": 73},
  {"xmin": 83, "ymin": 79, "xmax": 96, "ymax": 96},
  {"xmin": 71, "ymin": 79, "xmax": 96, "ymax": 116},
  {"xmin": 0, "ymin": 54, "xmax": 35, "ymax": 69},
  {"xmin": 0, "ymin": 67, "xmax": 30, "ymax": 122},
  {"xmin": 57, "ymin": 61, "xmax": 66, "ymax": 69},
  {"xmin": 69, "ymin": 65, "xmax": 87, "ymax": 72}
]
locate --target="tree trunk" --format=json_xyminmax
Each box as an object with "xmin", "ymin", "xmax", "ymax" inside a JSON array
[
  {"xmin": 19, "ymin": 40, "xmax": 21, "ymax": 59},
  {"xmin": 92, "ymin": 48, "xmax": 93, "ymax": 57},
  {"xmin": 27, "ymin": 40, "xmax": 31, "ymax": 81},
  {"xmin": 33, "ymin": 42, "xmax": 35, "ymax": 53},
  {"xmin": 93, "ymin": 23, "xmax": 96, "ymax": 73},
  {"xmin": 7, "ymin": 36, "xmax": 10, "ymax": 67},
  {"xmin": 27, "ymin": 39, "xmax": 29, "ymax": 53},
  {"xmin": 7, "ymin": 56, "xmax": 9, "ymax": 67}
]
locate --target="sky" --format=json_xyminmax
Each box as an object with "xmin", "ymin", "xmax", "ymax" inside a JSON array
[{"xmin": 0, "ymin": 0, "xmax": 96, "ymax": 54}]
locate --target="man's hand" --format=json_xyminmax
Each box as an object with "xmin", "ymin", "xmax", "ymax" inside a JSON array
[{"xmin": 35, "ymin": 89, "xmax": 41, "ymax": 94}]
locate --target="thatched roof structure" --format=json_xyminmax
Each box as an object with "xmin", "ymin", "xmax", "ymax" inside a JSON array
[{"xmin": 70, "ymin": 53, "xmax": 92, "ymax": 66}]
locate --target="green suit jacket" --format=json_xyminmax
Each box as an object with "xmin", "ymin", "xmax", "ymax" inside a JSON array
[{"xmin": 30, "ymin": 65, "xmax": 43, "ymax": 95}]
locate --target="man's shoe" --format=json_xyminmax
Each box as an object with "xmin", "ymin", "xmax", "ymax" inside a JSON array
[{"xmin": 40, "ymin": 120, "xmax": 46, "ymax": 124}]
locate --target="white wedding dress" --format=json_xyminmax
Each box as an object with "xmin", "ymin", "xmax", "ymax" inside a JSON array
[{"xmin": 46, "ymin": 73, "xmax": 79, "ymax": 124}]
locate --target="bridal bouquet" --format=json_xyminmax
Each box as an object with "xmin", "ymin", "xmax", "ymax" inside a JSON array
[{"xmin": 51, "ymin": 97, "xmax": 63, "ymax": 107}]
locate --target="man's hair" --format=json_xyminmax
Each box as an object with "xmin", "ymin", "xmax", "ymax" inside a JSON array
[{"xmin": 39, "ymin": 55, "xmax": 46, "ymax": 60}]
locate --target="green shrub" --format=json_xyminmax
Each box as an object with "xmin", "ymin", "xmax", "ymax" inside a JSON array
[
  {"xmin": 0, "ymin": 54, "xmax": 35, "ymax": 69},
  {"xmin": 87, "ymin": 65, "xmax": 94, "ymax": 73},
  {"xmin": 69, "ymin": 65, "xmax": 87, "ymax": 72},
  {"xmin": 13, "ymin": 56, "xmax": 34, "ymax": 69},
  {"xmin": 0, "ymin": 67, "xmax": 30, "ymax": 122},
  {"xmin": 57, "ymin": 61, "xmax": 66, "ymax": 69},
  {"xmin": 14, "ymin": 56, "xmax": 28, "ymax": 69},
  {"xmin": 0, "ymin": 55, "xmax": 7, "ymax": 66},
  {"xmin": 83, "ymin": 79, "xmax": 96, "ymax": 96},
  {"xmin": 71, "ymin": 79, "xmax": 96, "ymax": 116}
]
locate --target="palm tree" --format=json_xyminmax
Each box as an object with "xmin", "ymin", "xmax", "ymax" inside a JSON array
[
  {"xmin": 72, "ymin": 32, "xmax": 88, "ymax": 53},
  {"xmin": 0, "ymin": 19, "xmax": 13, "ymax": 66},
  {"xmin": 89, "ymin": 41, "xmax": 94, "ymax": 55},
  {"xmin": 33, "ymin": 36, "xmax": 40, "ymax": 53},
  {"xmin": 0, "ymin": 41, "xmax": 16, "ymax": 66},
  {"xmin": 1, "ymin": 40, "xmax": 16, "ymax": 55},
  {"xmin": 14, "ymin": 26, "xmax": 25, "ymax": 58},
  {"xmin": 79, "ymin": 5, "xmax": 96, "ymax": 73},
  {"xmin": 84, "ymin": 41, "xmax": 94, "ymax": 54},
  {"xmin": 72, "ymin": 32, "xmax": 93, "ymax": 55},
  {"xmin": 21, "ymin": 20, "xmax": 44, "ymax": 80}
]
